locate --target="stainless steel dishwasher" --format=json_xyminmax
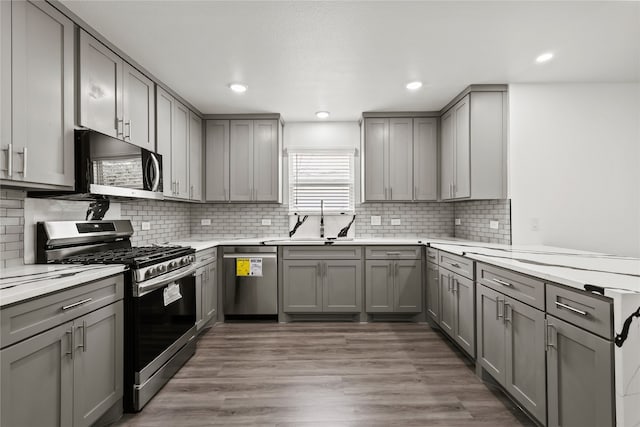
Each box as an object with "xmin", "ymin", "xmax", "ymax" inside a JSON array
[{"xmin": 223, "ymin": 246, "xmax": 278, "ymax": 318}]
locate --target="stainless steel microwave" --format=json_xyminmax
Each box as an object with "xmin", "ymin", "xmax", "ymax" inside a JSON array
[{"xmin": 31, "ymin": 130, "xmax": 164, "ymax": 200}]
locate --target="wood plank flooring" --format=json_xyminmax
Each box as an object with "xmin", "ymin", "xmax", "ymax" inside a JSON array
[{"xmin": 115, "ymin": 323, "xmax": 536, "ymax": 427}]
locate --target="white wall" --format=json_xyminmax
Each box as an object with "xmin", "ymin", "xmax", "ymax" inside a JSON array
[
  {"xmin": 509, "ymin": 83, "xmax": 640, "ymax": 257},
  {"xmin": 283, "ymin": 121, "xmax": 361, "ymax": 204}
]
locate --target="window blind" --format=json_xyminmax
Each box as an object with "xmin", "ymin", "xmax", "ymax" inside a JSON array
[{"xmin": 288, "ymin": 150, "xmax": 355, "ymax": 213}]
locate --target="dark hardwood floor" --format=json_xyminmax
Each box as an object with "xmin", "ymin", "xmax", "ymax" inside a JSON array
[{"xmin": 116, "ymin": 322, "xmax": 536, "ymax": 426}]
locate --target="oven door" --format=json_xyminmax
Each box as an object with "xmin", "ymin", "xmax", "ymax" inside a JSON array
[{"xmin": 131, "ymin": 266, "xmax": 196, "ymax": 381}]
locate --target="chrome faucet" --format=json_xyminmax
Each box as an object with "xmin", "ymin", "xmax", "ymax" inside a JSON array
[{"xmin": 320, "ymin": 200, "xmax": 325, "ymax": 238}]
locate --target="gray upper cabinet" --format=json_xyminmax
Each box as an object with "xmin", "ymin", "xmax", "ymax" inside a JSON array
[
  {"xmin": 365, "ymin": 258, "xmax": 422, "ymax": 314},
  {"xmin": 546, "ymin": 315, "xmax": 614, "ymax": 427},
  {"xmin": 413, "ymin": 118, "xmax": 438, "ymax": 200},
  {"xmin": 440, "ymin": 90, "xmax": 507, "ymax": 200},
  {"xmin": 283, "ymin": 255, "xmax": 362, "ymax": 314},
  {"xmin": 172, "ymin": 100, "xmax": 190, "ymax": 199},
  {"xmin": 80, "ymin": 30, "xmax": 156, "ymax": 151},
  {"xmin": 156, "ymin": 86, "xmax": 174, "ymax": 198},
  {"xmin": 122, "ymin": 63, "xmax": 155, "ymax": 151},
  {"xmin": 364, "ymin": 116, "xmax": 437, "ymax": 201},
  {"xmin": 1, "ymin": 0, "xmax": 74, "ymax": 188},
  {"xmin": 189, "ymin": 112, "xmax": 203, "ymax": 201},
  {"xmin": 79, "ymin": 30, "xmax": 122, "ymax": 139},
  {"xmin": 229, "ymin": 119, "xmax": 280, "ymax": 202},
  {"xmin": 205, "ymin": 120, "xmax": 230, "ymax": 201}
]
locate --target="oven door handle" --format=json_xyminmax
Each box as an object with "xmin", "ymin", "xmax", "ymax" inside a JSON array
[{"xmin": 133, "ymin": 265, "xmax": 196, "ymax": 297}]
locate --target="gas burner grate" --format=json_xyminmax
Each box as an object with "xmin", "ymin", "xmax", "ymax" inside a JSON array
[{"xmin": 61, "ymin": 246, "xmax": 192, "ymax": 266}]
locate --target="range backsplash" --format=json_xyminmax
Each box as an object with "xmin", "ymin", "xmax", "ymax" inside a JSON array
[
  {"xmin": 453, "ymin": 199, "xmax": 512, "ymax": 244},
  {"xmin": 0, "ymin": 189, "xmax": 26, "ymax": 269}
]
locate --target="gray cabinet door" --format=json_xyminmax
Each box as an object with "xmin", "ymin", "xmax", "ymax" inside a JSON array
[
  {"xmin": 364, "ymin": 118, "xmax": 388, "ymax": 201},
  {"xmin": 323, "ymin": 260, "xmax": 362, "ymax": 313},
  {"xmin": 453, "ymin": 94, "xmax": 470, "ymax": 198},
  {"xmin": 1, "ymin": 322, "xmax": 73, "ymax": 427},
  {"xmin": 394, "ymin": 260, "xmax": 422, "ymax": 313},
  {"xmin": 425, "ymin": 262, "xmax": 440, "ymax": 322},
  {"xmin": 388, "ymin": 118, "xmax": 413, "ymax": 201},
  {"xmin": 413, "ymin": 117, "xmax": 438, "ymax": 200},
  {"xmin": 440, "ymin": 109, "xmax": 454, "ymax": 200},
  {"xmin": 476, "ymin": 284, "xmax": 506, "ymax": 384},
  {"xmin": 73, "ymin": 303, "xmax": 123, "ymax": 427},
  {"xmin": 122, "ymin": 62, "xmax": 155, "ymax": 151},
  {"xmin": 253, "ymin": 120, "xmax": 279, "ymax": 202},
  {"xmin": 203, "ymin": 262, "xmax": 218, "ymax": 322},
  {"xmin": 229, "ymin": 120, "xmax": 254, "ymax": 201},
  {"xmin": 547, "ymin": 315, "xmax": 614, "ymax": 427},
  {"xmin": 438, "ymin": 269, "xmax": 455, "ymax": 336},
  {"xmin": 205, "ymin": 120, "xmax": 230, "ymax": 201},
  {"xmin": 11, "ymin": 0, "xmax": 74, "ymax": 186},
  {"xmin": 79, "ymin": 30, "xmax": 122, "ymax": 139},
  {"xmin": 0, "ymin": 0, "xmax": 10, "ymax": 181},
  {"xmin": 194, "ymin": 267, "xmax": 205, "ymax": 330},
  {"xmin": 189, "ymin": 111, "xmax": 203, "ymax": 200},
  {"xmin": 504, "ymin": 297, "xmax": 546, "ymax": 425},
  {"xmin": 365, "ymin": 260, "xmax": 393, "ymax": 312},
  {"xmin": 283, "ymin": 260, "xmax": 322, "ymax": 313},
  {"xmin": 453, "ymin": 273, "xmax": 475, "ymax": 357},
  {"xmin": 156, "ymin": 86, "xmax": 174, "ymax": 198},
  {"xmin": 172, "ymin": 100, "xmax": 190, "ymax": 199}
]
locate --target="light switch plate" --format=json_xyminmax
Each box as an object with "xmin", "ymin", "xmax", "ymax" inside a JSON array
[
  {"xmin": 141, "ymin": 222, "xmax": 151, "ymax": 231},
  {"xmin": 455, "ymin": 218, "xmax": 461, "ymax": 226},
  {"xmin": 489, "ymin": 220, "xmax": 499, "ymax": 230},
  {"xmin": 261, "ymin": 218, "xmax": 272, "ymax": 226},
  {"xmin": 391, "ymin": 218, "xmax": 401, "ymax": 226},
  {"xmin": 371, "ymin": 216, "xmax": 381, "ymax": 226},
  {"xmin": 201, "ymin": 219, "xmax": 211, "ymax": 226}
]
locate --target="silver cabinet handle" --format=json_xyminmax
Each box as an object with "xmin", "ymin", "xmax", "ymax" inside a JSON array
[
  {"xmin": 452, "ymin": 183, "xmax": 456, "ymax": 197},
  {"xmin": 317, "ymin": 262, "xmax": 322, "ymax": 277},
  {"xmin": 447, "ymin": 274, "xmax": 452, "ymax": 292},
  {"xmin": 116, "ymin": 118, "xmax": 124, "ymax": 137},
  {"xmin": 395, "ymin": 261, "xmax": 399, "ymax": 276},
  {"xmin": 125, "ymin": 121, "xmax": 131, "ymax": 139},
  {"xmin": 77, "ymin": 321, "xmax": 87, "ymax": 352},
  {"xmin": 495, "ymin": 296, "xmax": 500, "ymax": 320},
  {"xmin": 555, "ymin": 301, "xmax": 588, "ymax": 316},
  {"xmin": 16, "ymin": 147, "xmax": 27, "ymax": 178},
  {"xmin": 546, "ymin": 322, "xmax": 557, "ymax": 350},
  {"xmin": 504, "ymin": 302, "xmax": 512, "ymax": 323},
  {"xmin": 62, "ymin": 298, "xmax": 92, "ymax": 311},
  {"xmin": 497, "ymin": 298, "xmax": 504, "ymax": 319},
  {"xmin": 190, "ymin": 185, "xmax": 193, "ymax": 199},
  {"xmin": 451, "ymin": 263, "xmax": 461, "ymax": 269},
  {"xmin": 427, "ymin": 254, "xmax": 436, "ymax": 260},
  {"xmin": 493, "ymin": 278, "xmax": 513, "ymax": 287},
  {"xmin": 452, "ymin": 278, "xmax": 457, "ymax": 294},
  {"xmin": 1, "ymin": 144, "xmax": 12, "ymax": 177},
  {"xmin": 386, "ymin": 252, "xmax": 401, "ymax": 256},
  {"xmin": 66, "ymin": 329, "xmax": 74, "ymax": 359},
  {"xmin": 390, "ymin": 187, "xmax": 393, "ymax": 200}
]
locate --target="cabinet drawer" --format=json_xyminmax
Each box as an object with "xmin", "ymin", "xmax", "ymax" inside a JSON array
[
  {"xmin": 426, "ymin": 248, "xmax": 439, "ymax": 264},
  {"xmin": 365, "ymin": 246, "xmax": 421, "ymax": 260},
  {"xmin": 438, "ymin": 251, "xmax": 473, "ymax": 279},
  {"xmin": 476, "ymin": 263, "xmax": 544, "ymax": 310},
  {"xmin": 283, "ymin": 246, "xmax": 361, "ymax": 260},
  {"xmin": 196, "ymin": 247, "xmax": 217, "ymax": 266},
  {"xmin": 1, "ymin": 274, "xmax": 124, "ymax": 349},
  {"xmin": 546, "ymin": 284, "xmax": 612, "ymax": 339}
]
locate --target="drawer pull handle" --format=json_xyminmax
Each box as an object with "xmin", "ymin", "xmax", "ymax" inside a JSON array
[
  {"xmin": 493, "ymin": 278, "xmax": 513, "ymax": 287},
  {"xmin": 451, "ymin": 262, "xmax": 461, "ymax": 268},
  {"xmin": 62, "ymin": 298, "xmax": 93, "ymax": 311},
  {"xmin": 555, "ymin": 301, "xmax": 588, "ymax": 316},
  {"xmin": 386, "ymin": 252, "xmax": 401, "ymax": 255},
  {"xmin": 428, "ymin": 254, "xmax": 436, "ymax": 259}
]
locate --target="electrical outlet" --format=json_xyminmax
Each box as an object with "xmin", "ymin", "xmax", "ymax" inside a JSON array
[
  {"xmin": 371, "ymin": 216, "xmax": 381, "ymax": 226},
  {"xmin": 261, "ymin": 218, "xmax": 272, "ymax": 226},
  {"xmin": 391, "ymin": 218, "xmax": 401, "ymax": 226},
  {"xmin": 141, "ymin": 222, "xmax": 151, "ymax": 231},
  {"xmin": 201, "ymin": 219, "xmax": 211, "ymax": 226},
  {"xmin": 455, "ymin": 218, "xmax": 461, "ymax": 226},
  {"xmin": 489, "ymin": 220, "xmax": 499, "ymax": 230}
]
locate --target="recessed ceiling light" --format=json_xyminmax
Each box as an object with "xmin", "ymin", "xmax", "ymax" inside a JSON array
[
  {"xmin": 316, "ymin": 111, "xmax": 330, "ymax": 119},
  {"xmin": 406, "ymin": 81, "xmax": 423, "ymax": 90},
  {"xmin": 228, "ymin": 83, "xmax": 248, "ymax": 93},
  {"xmin": 535, "ymin": 52, "xmax": 554, "ymax": 63}
]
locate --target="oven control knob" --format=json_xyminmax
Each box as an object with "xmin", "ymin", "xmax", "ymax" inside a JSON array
[
  {"xmin": 188, "ymin": 255, "xmax": 195, "ymax": 263},
  {"xmin": 168, "ymin": 261, "xmax": 178, "ymax": 270},
  {"xmin": 157, "ymin": 264, "xmax": 166, "ymax": 273},
  {"xmin": 180, "ymin": 256, "xmax": 189, "ymax": 265},
  {"xmin": 146, "ymin": 267, "xmax": 157, "ymax": 278}
]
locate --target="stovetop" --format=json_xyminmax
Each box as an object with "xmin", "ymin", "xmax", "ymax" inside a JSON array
[{"xmin": 60, "ymin": 245, "xmax": 194, "ymax": 269}]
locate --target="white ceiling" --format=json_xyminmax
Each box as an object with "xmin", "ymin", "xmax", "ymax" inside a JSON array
[{"xmin": 61, "ymin": 1, "xmax": 640, "ymax": 121}]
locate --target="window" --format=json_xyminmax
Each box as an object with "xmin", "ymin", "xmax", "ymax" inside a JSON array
[{"xmin": 288, "ymin": 149, "xmax": 355, "ymax": 214}]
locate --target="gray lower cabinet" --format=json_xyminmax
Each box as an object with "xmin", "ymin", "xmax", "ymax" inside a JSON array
[
  {"xmin": 477, "ymin": 284, "xmax": 546, "ymax": 424},
  {"xmin": 1, "ymin": 301, "xmax": 123, "ymax": 427},
  {"xmin": 439, "ymin": 267, "xmax": 475, "ymax": 357},
  {"xmin": 546, "ymin": 315, "xmax": 614, "ymax": 427},
  {"xmin": 202, "ymin": 260, "xmax": 218, "ymax": 323},
  {"xmin": 365, "ymin": 260, "xmax": 422, "ymax": 313},
  {"xmin": 283, "ymin": 259, "xmax": 362, "ymax": 313},
  {"xmin": 425, "ymin": 261, "xmax": 440, "ymax": 322}
]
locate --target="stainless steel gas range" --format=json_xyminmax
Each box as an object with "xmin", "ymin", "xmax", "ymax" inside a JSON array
[{"xmin": 37, "ymin": 220, "xmax": 196, "ymax": 412}]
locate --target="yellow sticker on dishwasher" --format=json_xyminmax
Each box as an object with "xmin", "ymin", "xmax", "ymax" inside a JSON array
[{"xmin": 236, "ymin": 258, "xmax": 250, "ymax": 276}]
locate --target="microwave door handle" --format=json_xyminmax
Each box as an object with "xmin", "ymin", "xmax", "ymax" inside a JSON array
[
  {"xmin": 150, "ymin": 153, "xmax": 160, "ymax": 191},
  {"xmin": 143, "ymin": 156, "xmax": 152, "ymax": 190}
]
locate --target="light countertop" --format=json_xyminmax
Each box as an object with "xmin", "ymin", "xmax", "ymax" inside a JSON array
[{"xmin": 0, "ymin": 264, "xmax": 128, "ymax": 307}]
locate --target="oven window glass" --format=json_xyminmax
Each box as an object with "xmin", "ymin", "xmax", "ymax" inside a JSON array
[{"xmin": 133, "ymin": 278, "xmax": 196, "ymax": 371}]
